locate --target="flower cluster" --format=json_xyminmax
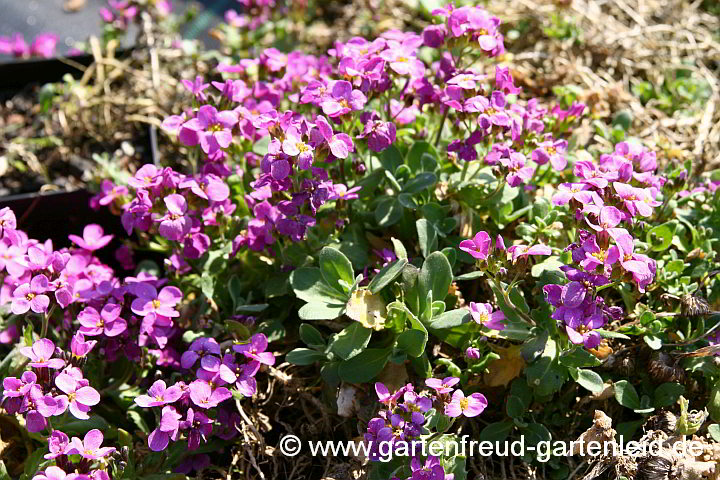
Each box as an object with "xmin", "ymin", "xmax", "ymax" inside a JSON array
[
  {"xmin": 0, "ymin": 33, "xmax": 57, "ymax": 59},
  {"xmin": 3, "ymin": 338, "xmax": 100, "ymax": 432},
  {"xmin": 537, "ymin": 141, "xmax": 667, "ymax": 347},
  {"xmin": 135, "ymin": 333, "xmax": 274, "ymax": 451},
  {"xmin": 31, "ymin": 429, "xmax": 118, "ymax": 480},
  {"xmin": 99, "ymin": 0, "xmax": 172, "ymax": 30},
  {"xmin": 365, "ymin": 379, "xmax": 486, "ymax": 474}
]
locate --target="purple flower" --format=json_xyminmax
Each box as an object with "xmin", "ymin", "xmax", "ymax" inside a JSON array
[
  {"xmin": 20, "ymin": 338, "xmax": 65, "ymax": 369},
  {"xmin": 459, "ymin": 231, "xmax": 491, "ymax": 260},
  {"xmin": 565, "ymin": 315, "xmax": 604, "ymax": 349},
  {"xmin": 358, "ymin": 119, "xmax": 396, "ymax": 152},
  {"xmin": 282, "ymin": 127, "xmax": 314, "ymax": 169},
  {"xmin": 552, "ymin": 183, "xmax": 599, "ymax": 206},
  {"xmin": 32, "ymin": 466, "xmax": 89, "ymax": 480},
  {"xmin": 233, "ymin": 333, "xmax": 275, "ymax": 365},
  {"xmin": 135, "ymin": 380, "xmax": 184, "ymax": 408},
  {"xmin": 587, "ymin": 206, "xmax": 627, "ymax": 240},
  {"xmin": 532, "ymin": 139, "xmax": 568, "ymax": 171},
  {"xmin": 181, "ymin": 75, "xmax": 210, "ymax": 102},
  {"xmin": 321, "ymin": 81, "xmax": 367, "ymax": 117},
  {"xmin": 12, "ymin": 274, "xmax": 51, "ymax": 314},
  {"xmin": 502, "ymin": 152, "xmax": 535, "ymax": 187},
  {"xmin": 478, "ymin": 91, "xmax": 511, "ymax": 128},
  {"xmin": 68, "ymin": 224, "xmax": 113, "ymax": 251},
  {"xmin": 148, "ymin": 406, "xmax": 182, "ymax": 451},
  {"xmin": 425, "ymin": 376, "xmax": 460, "ymax": 394},
  {"xmin": 445, "ymin": 390, "xmax": 488, "ymax": 418},
  {"xmin": 466, "ymin": 347, "xmax": 481, "ymax": 359},
  {"xmin": 157, "ymin": 194, "xmax": 191, "ymax": 241},
  {"xmin": 131, "ymin": 283, "xmax": 183, "ymax": 318},
  {"xmin": 329, "ymin": 184, "xmax": 362, "ymax": 201},
  {"xmin": 422, "ymin": 24, "xmax": 446, "ymax": 47},
  {"xmin": 65, "ymin": 429, "xmax": 116, "ymax": 460},
  {"xmin": 495, "ymin": 66, "xmax": 521, "ymax": 94},
  {"xmin": 183, "ymin": 408, "xmax": 213, "ymax": 450},
  {"xmin": 45, "ymin": 430, "xmax": 69, "ymax": 459},
  {"xmin": 180, "ymin": 337, "xmax": 221, "ymax": 369},
  {"xmin": 410, "ymin": 455, "xmax": 446, "ymax": 480},
  {"xmin": 78, "ymin": 304, "xmax": 127, "ymax": 337},
  {"xmin": 314, "ymin": 116, "xmax": 354, "ymax": 159},
  {"xmin": 469, "ymin": 302, "xmax": 506, "ymax": 330},
  {"xmin": 613, "ymin": 182, "xmax": 660, "ymax": 218},
  {"xmin": 580, "ymin": 236, "xmax": 619, "ymax": 272},
  {"xmin": 507, "ymin": 243, "xmax": 552, "ymax": 262},
  {"xmin": 179, "ymin": 105, "xmax": 238, "ymax": 155},
  {"xmin": 55, "ymin": 372, "xmax": 101, "ymax": 419},
  {"xmin": 2, "ymin": 371, "xmax": 36, "ymax": 398},
  {"xmin": 180, "ymin": 174, "xmax": 230, "ymax": 202},
  {"xmin": 188, "ymin": 380, "xmax": 232, "ymax": 409}
]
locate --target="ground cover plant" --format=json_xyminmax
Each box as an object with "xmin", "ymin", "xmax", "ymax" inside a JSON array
[{"xmin": 1, "ymin": 0, "xmax": 720, "ymax": 479}]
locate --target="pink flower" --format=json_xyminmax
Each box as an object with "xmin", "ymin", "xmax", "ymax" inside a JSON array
[
  {"xmin": 459, "ymin": 231, "xmax": 492, "ymax": 260},
  {"xmin": 32, "ymin": 466, "xmax": 89, "ymax": 480},
  {"xmin": 188, "ymin": 380, "xmax": 232, "ymax": 409},
  {"xmin": 320, "ymin": 81, "xmax": 367, "ymax": 117},
  {"xmin": 157, "ymin": 194, "xmax": 191, "ymax": 241},
  {"xmin": 329, "ymin": 184, "xmax": 361, "ymax": 201},
  {"xmin": 179, "ymin": 105, "xmax": 238, "ymax": 155},
  {"xmin": 77, "ymin": 303, "xmax": 127, "ymax": 337},
  {"xmin": 507, "ymin": 244, "xmax": 552, "ymax": 262},
  {"xmin": 55, "ymin": 372, "xmax": 101, "ymax": 419},
  {"xmin": 131, "ymin": 283, "xmax": 183, "ymax": 318},
  {"xmin": 282, "ymin": 127, "xmax": 314, "ymax": 169},
  {"xmin": 444, "ymin": 390, "xmax": 488, "ymax": 418},
  {"xmin": 12, "ymin": 274, "xmax": 51, "ymax": 314},
  {"xmin": 135, "ymin": 380, "xmax": 184, "ymax": 408},
  {"xmin": 425, "ymin": 376, "xmax": 460, "ymax": 394},
  {"xmin": 148, "ymin": 406, "xmax": 182, "ymax": 451},
  {"xmin": 469, "ymin": 302, "xmax": 506, "ymax": 330},
  {"xmin": 233, "ymin": 333, "xmax": 275, "ymax": 365},
  {"xmin": 65, "ymin": 429, "xmax": 115, "ymax": 460},
  {"xmin": 179, "ymin": 174, "xmax": 230, "ymax": 202},
  {"xmin": 20, "ymin": 338, "xmax": 64, "ymax": 369},
  {"xmin": 613, "ymin": 182, "xmax": 660, "ymax": 217},
  {"xmin": 313, "ymin": 116, "xmax": 354, "ymax": 159}
]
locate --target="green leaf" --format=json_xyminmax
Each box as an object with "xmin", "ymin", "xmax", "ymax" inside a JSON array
[
  {"xmin": 338, "ymin": 348, "xmax": 392, "ymax": 383},
  {"xmin": 368, "ymin": 258, "xmax": 408, "ymax": 294},
  {"xmin": 416, "ymin": 219, "xmax": 438, "ymax": 258},
  {"xmin": 319, "ymin": 247, "xmax": 355, "ymax": 294},
  {"xmin": 480, "ymin": 421, "xmax": 514, "ymax": 443},
  {"xmin": 646, "ymin": 223, "xmax": 676, "ymax": 252},
  {"xmin": 507, "ymin": 395, "xmax": 527, "ymax": 418},
  {"xmin": 403, "ymin": 172, "xmax": 437, "ymax": 194},
  {"xmin": 331, "ymin": 323, "xmax": 372, "ymax": 360},
  {"xmin": 428, "ymin": 309, "xmax": 470, "ymax": 329},
  {"xmin": 298, "ymin": 302, "xmax": 346, "ymax": 320},
  {"xmin": 575, "ymin": 369, "xmax": 604, "ymax": 393},
  {"xmin": 418, "ymin": 251, "xmax": 452, "ymax": 313},
  {"xmin": 299, "ymin": 324, "xmax": 325, "ymax": 349},
  {"xmin": 406, "ymin": 141, "xmax": 438, "ymax": 171},
  {"xmin": 708, "ymin": 424, "xmax": 720, "ymax": 442},
  {"xmin": 286, "ymin": 348, "xmax": 327, "ymax": 365},
  {"xmin": 614, "ymin": 380, "xmax": 641, "ymax": 410},
  {"xmin": 559, "ymin": 347, "xmax": 603, "ymax": 368},
  {"xmin": 375, "ymin": 198, "xmax": 404, "ymax": 226},
  {"xmin": 55, "ymin": 414, "xmax": 110, "ymax": 436},
  {"xmin": 391, "ymin": 238, "xmax": 408, "ymax": 259},
  {"xmin": 455, "ymin": 271, "xmax": 484, "ymax": 281},
  {"xmin": 0, "ymin": 460, "xmax": 9, "ymax": 480},
  {"xmin": 525, "ymin": 338, "xmax": 567, "ymax": 396},
  {"xmin": 128, "ymin": 410, "xmax": 150, "ymax": 434},
  {"xmin": 396, "ymin": 329, "xmax": 427, "ymax": 357},
  {"xmin": 644, "ymin": 334, "xmax": 663, "ymax": 350},
  {"xmin": 380, "ymin": 144, "xmax": 404, "ymax": 172},
  {"xmin": 595, "ymin": 329, "xmax": 631, "ymax": 340},
  {"xmin": 290, "ymin": 268, "xmax": 348, "ymax": 304},
  {"xmin": 654, "ymin": 382, "xmax": 685, "ymax": 408}
]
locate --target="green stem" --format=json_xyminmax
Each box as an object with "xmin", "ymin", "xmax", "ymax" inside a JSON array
[
  {"xmin": 41, "ymin": 305, "xmax": 56, "ymax": 339},
  {"xmin": 460, "ymin": 161, "xmax": 470, "ymax": 183}
]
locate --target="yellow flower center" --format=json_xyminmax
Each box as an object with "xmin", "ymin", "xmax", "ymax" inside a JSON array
[
  {"xmin": 591, "ymin": 250, "xmax": 607, "ymax": 262},
  {"xmin": 459, "ymin": 398, "xmax": 469, "ymax": 410},
  {"xmin": 152, "ymin": 299, "xmax": 162, "ymax": 309},
  {"xmin": 208, "ymin": 124, "xmax": 224, "ymax": 132},
  {"xmin": 546, "ymin": 147, "xmax": 557, "ymax": 155},
  {"xmin": 296, "ymin": 142, "xmax": 309, "ymax": 153},
  {"xmin": 26, "ymin": 293, "xmax": 36, "ymax": 300}
]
